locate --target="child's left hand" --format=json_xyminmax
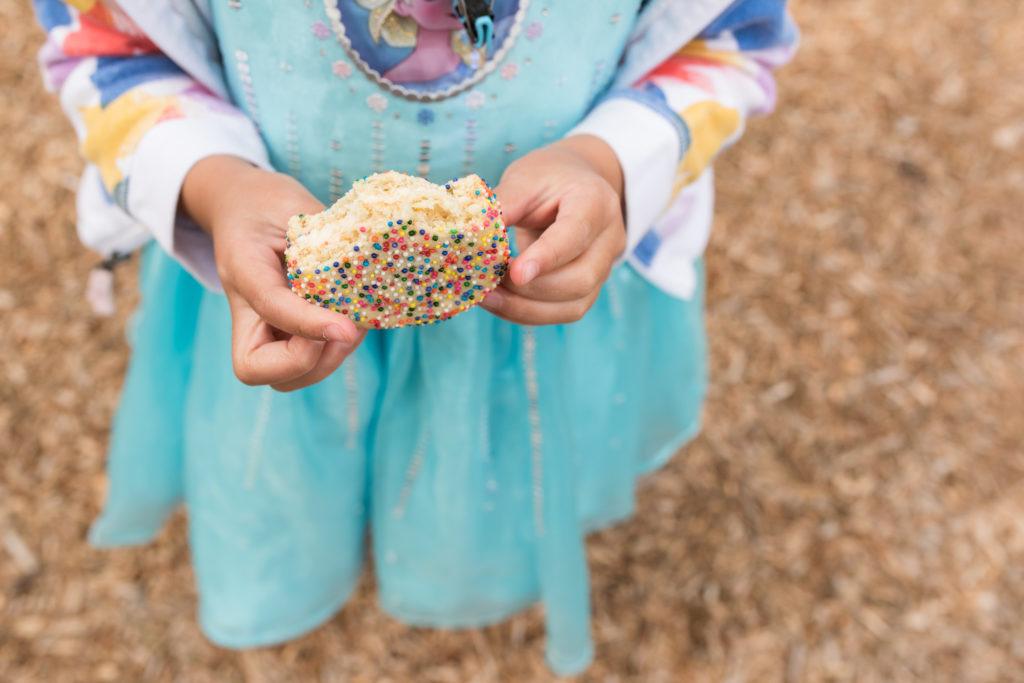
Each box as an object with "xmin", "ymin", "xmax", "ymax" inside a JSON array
[{"xmin": 483, "ymin": 135, "xmax": 626, "ymax": 325}]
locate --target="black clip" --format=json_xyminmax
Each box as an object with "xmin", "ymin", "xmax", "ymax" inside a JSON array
[{"xmin": 452, "ymin": 0, "xmax": 495, "ymax": 50}]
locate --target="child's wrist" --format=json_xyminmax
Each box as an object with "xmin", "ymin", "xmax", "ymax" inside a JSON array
[{"xmin": 181, "ymin": 155, "xmax": 262, "ymax": 235}]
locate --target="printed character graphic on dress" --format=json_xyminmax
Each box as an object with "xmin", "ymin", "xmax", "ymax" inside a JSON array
[
  {"xmin": 377, "ymin": 0, "xmax": 469, "ymax": 83},
  {"xmin": 331, "ymin": 0, "xmax": 525, "ymax": 99}
]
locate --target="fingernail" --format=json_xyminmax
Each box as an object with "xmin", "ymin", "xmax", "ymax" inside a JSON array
[
  {"xmin": 519, "ymin": 260, "xmax": 539, "ymax": 285},
  {"xmin": 483, "ymin": 289, "xmax": 505, "ymax": 310},
  {"xmin": 325, "ymin": 323, "xmax": 353, "ymax": 344}
]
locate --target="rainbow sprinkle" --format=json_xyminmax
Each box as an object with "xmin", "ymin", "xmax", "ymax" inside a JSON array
[{"xmin": 285, "ymin": 176, "xmax": 510, "ymax": 329}]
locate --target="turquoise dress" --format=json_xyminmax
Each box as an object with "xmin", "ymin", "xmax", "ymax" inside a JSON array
[{"xmin": 90, "ymin": 0, "xmax": 708, "ymax": 674}]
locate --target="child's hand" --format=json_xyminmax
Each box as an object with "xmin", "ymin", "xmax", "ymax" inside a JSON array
[
  {"xmin": 483, "ymin": 135, "xmax": 626, "ymax": 325},
  {"xmin": 182, "ymin": 156, "xmax": 364, "ymax": 391}
]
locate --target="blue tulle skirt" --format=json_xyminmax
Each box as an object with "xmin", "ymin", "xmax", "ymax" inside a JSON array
[{"xmin": 90, "ymin": 244, "xmax": 707, "ymax": 674}]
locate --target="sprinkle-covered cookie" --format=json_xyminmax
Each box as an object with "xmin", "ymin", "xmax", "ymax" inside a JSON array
[{"xmin": 285, "ymin": 171, "xmax": 510, "ymax": 329}]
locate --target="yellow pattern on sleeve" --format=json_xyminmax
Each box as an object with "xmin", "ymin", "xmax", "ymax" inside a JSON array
[
  {"xmin": 79, "ymin": 91, "xmax": 181, "ymax": 192},
  {"xmin": 675, "ymin": 100, "xmax": 741, "ymax": 191}
]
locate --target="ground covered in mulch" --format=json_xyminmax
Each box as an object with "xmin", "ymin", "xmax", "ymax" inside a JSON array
[{"xmin": 2, "ymin": 1, "xmax": 1023, "ymax": 681}]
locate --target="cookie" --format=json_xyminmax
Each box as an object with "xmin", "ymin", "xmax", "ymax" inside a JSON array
[{"xmin": 285, "ymin": 171, "xmax": 510, "ymax": 329}]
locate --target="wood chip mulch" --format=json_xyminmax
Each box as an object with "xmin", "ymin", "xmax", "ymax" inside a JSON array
[{"xmin": 1, "ymin": 1, "xmax": 1022, "ymax": 680}]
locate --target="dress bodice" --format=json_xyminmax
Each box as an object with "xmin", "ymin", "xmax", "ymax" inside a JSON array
[{"xmin": 211, "ymin": 0, "xmax": 640, "ymax": 203}]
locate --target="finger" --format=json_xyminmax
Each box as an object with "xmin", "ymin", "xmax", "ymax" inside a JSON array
[
  {"xmin": 510, "ymin": 192, "xmax": 603, "ymax": 286},
  {"xmin": 494, "ymin": 168, "xmax": 549, "ymax": 229},
  {"xmin": 503, "ymin": 226, "xmax": 620, "ymax": 302},
  {"xmin": 271, "ymin": 333, "xmax": 366, "ymax": 392},
  {"xmin": 502, "ymin": 259, "xmax": 606, "ymax": 303},
  {"xmin": 480, "ymin": 286, "xmax": 597, "ymax": 326},
  {"xmin": 511, "ymin": 225, "xmax": 541, "ymax": 257},
  {"xmin": 234, "ymin": 252, "xmax": 359, "ymax": 343},
  {"xmin": 231, "ymin": 301, "xmax": 327, "ymax": 385}
]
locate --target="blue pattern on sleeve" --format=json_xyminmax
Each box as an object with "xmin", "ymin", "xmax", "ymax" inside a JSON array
[
  {"xmin": 633, "ymin": 229, "xmax": 663, "ymax": 267},
  {"xmin": 700, "ymin": 0, "xmax": 796, "ymax": 50},
  {"xmin": 601, "ymin": 83, "xmax": 692, "ymax": 158},
  {"xmin": 32, "ymin": 0, "xmax": 71, "ymax": 31},
  {"xmin": 92, "ymin": 55, "xmax": 185, "ymax": 106}
]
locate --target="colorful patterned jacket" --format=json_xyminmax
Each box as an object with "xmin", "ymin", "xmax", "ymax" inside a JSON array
[{"xmin": 33, "ymin": 0, "xmax": 797, "ymax": 299}]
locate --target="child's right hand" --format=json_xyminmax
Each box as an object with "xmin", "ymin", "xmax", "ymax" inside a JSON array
[{"xmin": 181, "ymin": 155, "xmax": 364, "ymax": 391}]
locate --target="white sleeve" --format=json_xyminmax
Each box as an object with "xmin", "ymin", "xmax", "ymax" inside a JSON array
[
  {"xmin": 128, "ymin": 115, "xmax": 271, "ymax": 290},
  {"xmin": 567, "ymin": 96, "xmax": 687, "ymax": 257}
]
